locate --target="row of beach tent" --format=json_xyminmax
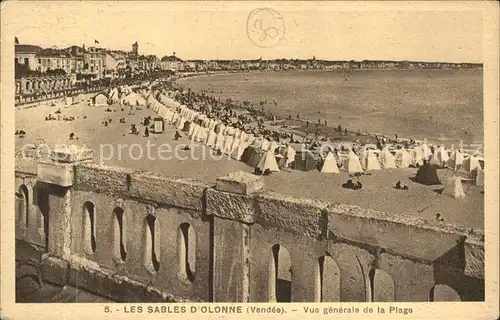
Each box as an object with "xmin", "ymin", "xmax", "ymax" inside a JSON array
[{"xmin": 144, "ymin": 90, "xmax": 484, "ymax": 176}]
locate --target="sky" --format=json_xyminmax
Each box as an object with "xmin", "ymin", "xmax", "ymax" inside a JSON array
[{"xmin": 3, "ymin": 1, "xmax": 484, "ymax": 63}]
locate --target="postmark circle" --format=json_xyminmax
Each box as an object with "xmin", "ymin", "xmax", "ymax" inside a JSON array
[{"xmin": 246, "ymin": 8, "xmax": 286, "ymax": 48}]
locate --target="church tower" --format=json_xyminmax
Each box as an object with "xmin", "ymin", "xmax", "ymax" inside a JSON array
[{"xmin": 132, "ymin": 41, "xmax": 138, "ymax": 55}]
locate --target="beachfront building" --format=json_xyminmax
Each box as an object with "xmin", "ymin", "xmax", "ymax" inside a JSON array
[
  {"xmin": 85, "ymin": 46, "xmax": 107, "ymax": 80},
  {"xmin": 161, "ymin": 55, "xmax": 184, "ymax": 72},
  {"xmin": 35, "ymin": 48, "xmax": 73, "ymax": 74},
  {"xmin": 64, "ymin": 45, "xmax": 87, "ymax": 75},
  {"xmin": 104, "ymin": 51, "xmax": 126, "ymax": 79},
  {"xmin": 15, "ymin": 42, "xmax": 42, "ymax": 70}
]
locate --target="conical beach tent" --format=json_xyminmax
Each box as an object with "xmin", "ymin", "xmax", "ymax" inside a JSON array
[
  {"xmin": 420, "ymin": 144, "xmax": 432, "ymax": 160},
  {"xmin": 256, "ymin": 150, "xmax": 280, "ymax": 173},
  {"xmin": 442, "ymin": 176, "xmax": 466, "ymax": 199},
  {"xmin": 410, "ymin": 147, "xmax": 424, "ymax": 167},
  {"xmin": 343, "ymin": 150, "xmax": 364, "ymax": 173},
  {"xmin": 447, "ymin": 150, "xmax": 464, "ymax": 171},
  {"xmin": 380, "ymin": 148, "xmax": 396, "ymax": 169},
  {"xmin": 230, "ymin": 140, "xmax": 246, "ymax": 161},
  {"xmin": 395, "ymin": 148, "xmax": 412, "ymax": 168},
  {"xmin": 293, "ymin": 150, "xmax": 317, "ymax": 171},
  {"xmin": 214, "ymin": 132, "xmax": 225, "ymax": 151},
  {"xmin": 278, "ymin": 145, "xmax": 296, "ymax": 168},
  {"xmin": 223, "ymin": 135, "xmax": 234, "ymax": 155},
  {"xmin": 206, "ymin": 130, "xmax": 217, "ymax": 147},
  {"xmin": 431, "ymin": 146, "xmax": 450, "ymax": 166},
  {"xmin": 414, "ymin": 163, "xmax": 441, "ymax": 185},
  {"xmin": 320, "ymin": 152, "xmax": 340, "ymax": 173},
  {"xmin": 459, "ymin": 155, "xmax": 481, "ymax": 174},
  {"xmin": 363, "ymin": 150, "xmax": 381, "ymax": 171}
]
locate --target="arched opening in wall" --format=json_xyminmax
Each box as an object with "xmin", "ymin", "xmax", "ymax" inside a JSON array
[
  {"xmin": 429, "ymin": 285, "xmax": 461, "ymax": 301},
  {"xmin": 178, "ymin": 223, "xmax": 196, "ymax": 282},
  {"xmin": 269, "ymin": 244, "xmax": 292, "ymax": 303},
  {"xmin": 17, "ymin": 185, "xmax": 29, "ymax": 228},
  {"xmin": 24, "ymin": 58, "xmax": 29, "ymax": 66},
  {"xmin": 34, "ymin": 186, "xmax": 50, "ymax": 251},
  {"xmin": 315, "ymin": 254, "xmax": 341, "ymax": 302},
  {"xmin": 369, "ymin": 269, "xmax": 395, "ymax": 302},
  {"xmin": 112, "ymin": 207, "xmax": 127, "ymax": 262},
  {"xmin": 144, "ymin": 215, "xmax": 160, "ymax": 273},
  {"xmin": 82, "ymin": 201, "xmax": 97, "ymax": 254}
]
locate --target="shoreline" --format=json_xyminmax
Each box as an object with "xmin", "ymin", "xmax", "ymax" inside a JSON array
[{"xmin": 172, "ymin": 70, "xmax": 483, "ymax": 153}]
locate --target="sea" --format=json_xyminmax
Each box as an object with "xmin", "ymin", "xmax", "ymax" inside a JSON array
[{"xmin": 178, "ymin": 68, "xmax": 483, "ymax": 150}]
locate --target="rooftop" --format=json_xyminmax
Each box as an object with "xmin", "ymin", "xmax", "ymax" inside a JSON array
[
  {"xmin": 36, "ymin": 48, "xmax": 72, "ymax": 58},
  {"xmin": 15, "ymin": 44, "xmax": 43, "ymax": 54}
]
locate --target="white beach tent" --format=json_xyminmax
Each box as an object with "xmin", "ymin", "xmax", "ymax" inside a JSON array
[
  {"xmin": 459, "ymin": 155, "xmax": 481, "ymax": 174},
  {"xmin": 343, "ymin": 150, "xmax": 364, "ymax": 173},
  {"xmin": 447, "ymin": 150, "xmax": 465, "ymax": 171},
  {"xmin": 363, "ymin": 150, "xmax": 382, "ymax": 171},
  {"xmin": 442, "ymin": 176, "xmax": 466, "ymax": 199},
  {"xmin": 190, "ymin": 124, "xmax": 200, "ymax": 141},
  {"xmin": 223, "ymin": 135, "xmax": 234, "ymax": 155},
  {"xmin": 122, "ymin": 92, "xmax": 146, "ymax": 106},
  {"xmin": 261, "ymin": 139, "xmax": 271, "ymax": 151},
  {"xmin": 410, "ymin": 147, "xmax": 425, "ymax": 167},
  {"xmin": 278, "ymin": 145, "xmax": 297, "ymax": 168},
  {"xmin": 380, "ymin": 147, "xmax": 396, "ymax": 169},
  {"xmin": 231, "ymin": 137, "xmax": 241, "ymax": 155},
  {"xmin": 394, "ymin": 148, "xmax": 412, "ymax": 168},
  {"xmin": 431, "ymin": 146, "xmax": 450, "ymax": 166},
  {"xmin": 320, "ymin": 152, "xmax": 340, "ymax": 173},
  {"xmin": 214, "ymin": 132, "xmax": 225, "ymax": 151},
  {"xmin": 206, "ymin": 130, "xmax": 217, "ymax": 147},
  {"xmin": 257, "ymin": 150, "xmax": 280, "ymax": 173},
  {"xmin": 196, "ymin": 127, "xmax": 208, "ymax": 143},
  {"xmin": 188, "ymin": 123, "xmax": 196, "ymax": 138},
  {"xmin": 231, "ymin": 139, "xmax": 246, "ymax": 161}
]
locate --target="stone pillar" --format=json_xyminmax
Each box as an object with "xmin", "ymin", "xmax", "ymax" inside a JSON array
[
  {"xmin": 206, "ymin": 171, "xmax": 264, "ymax": 302},
  {"xmin": 36, "ymin": 145, "xmax": 94, "ymax": 284}
]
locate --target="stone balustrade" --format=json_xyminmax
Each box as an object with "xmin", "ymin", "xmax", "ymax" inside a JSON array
[{"xmin": 14, "ymin": 145, "xmax": 485, "ymax": 302}]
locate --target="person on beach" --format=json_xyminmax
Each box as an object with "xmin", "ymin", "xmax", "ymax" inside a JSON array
[{"xmin": 174, "ymin": 131, "xmax": 182, "ymax": 140}]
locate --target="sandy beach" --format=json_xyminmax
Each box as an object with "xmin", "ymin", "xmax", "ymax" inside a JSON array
[{"xmin": 15, "ymin": 96, "xmax": 483, "ymax": 229}]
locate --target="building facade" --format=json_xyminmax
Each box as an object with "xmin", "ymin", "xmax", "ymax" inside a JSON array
[{"xmin": 15, "ymin": 44, "xmax": 42, "ymax": 69}]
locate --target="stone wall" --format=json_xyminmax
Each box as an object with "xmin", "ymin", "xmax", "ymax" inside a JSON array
[{"xmin": 14, "ymin": 150, "xmax": 485, "ymax": 302}]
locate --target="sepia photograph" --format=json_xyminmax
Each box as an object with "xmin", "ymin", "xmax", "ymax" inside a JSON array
[{"xmin": 1, "ymin": 1, "xmax": 498, "ymax": 319}]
